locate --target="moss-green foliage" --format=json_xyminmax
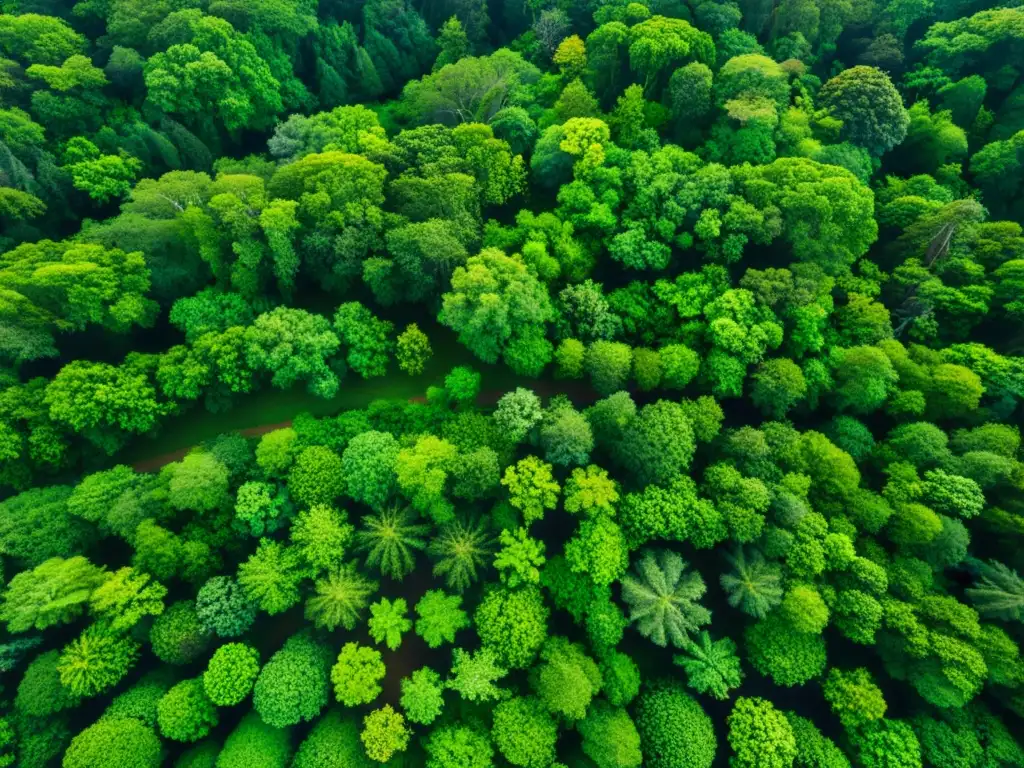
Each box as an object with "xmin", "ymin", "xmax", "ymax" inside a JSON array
[
  {"xmin": 89, "ymin": 567, "xmax": 166, "ymax": 633},
  {"xmin": 16, "ymin": 650, "xmax": 79, "ymax": 716},
  {"xmin": 58, "ymin": 624, "xmax": 139, "ymax": 697},
  {"xmin": 63, "ymin": 718, "xmax": 163, "ymax": 768},
  {"xmin": 361, "ymin": 705, "xmax": 409, "ymax": 763},
  {"xmin": 0, "ymin": 716, "xmax": 13, "ymax": 768},
  {"xmin": 16, "ymin": 713, "xmax": 71, "ymax": 768},
  {"xmin": 355, "ymin": 506, "xmax": 429, "ymax": 580},
  {"xmin": 156, "ymin": 678, "xmax": 218, "ymax": 742},
  {"xmin": 1, "ymin": 556, "xmax": 105, "ymax": 633},
  {"xmin": 331, "ymin": 642, "xmax": 385, "ymax": 707},
  {"xmin": 620, "ymin": 549, "xmax": 710, "ymax": 648},
  {"xmin": 727, "ymin": 697, "xmax": 796, "ymax": 768},
  {"xmin": 3, "ymin": 5, "xmax": 1024, "ymax": 767},
  {"xmin": 305, "ymin": 563, "xmax": 377, "ymax": 631},
  {"xmin": 174, "ymin": 741, "xmax": 219, "ymax": 768},
  {"xmin": 474, "ymin": 584, "xmax": 549, "ymax": 669},
  {"xmin": 446, "ymin": 647, "xmax": 508, "ymax": 702},
  {"xmin": 195, "ymin": 577, "xmax": 257, "ymax": 637},
  {"xmin": 423, "ymin": 723, "xmax": 492, "ymax": 768},
  {"xmin": 428, "ymin": 517, "xmax": 496, "ymax": 592},
  {"xmin": 578, "ymin": 701, "xmax": 643, "ymax": 768},
  {"xmin": 292, "ymin": 710, "xmax": 372, "ymax": 768},
  {"xmin": 399, "ymin": 667, "xmax": 444, "ymax": 725},
  {"xmin": 0, "ymin": 487, "xmax": 93, "ymax": 568},
  {"xmin": 531, "ymin": 636, "xmax": 601, "ymax": 721},
  {"xmin": 203, "ymin": 643, "xmax": 260, "ymax": 706},
  {"xmin": 289, "ymin": 447, "xmax": 345, "ymax": 508},
  {"xmin": 237, "ymin": 539, "xmax": 305, "ymax": 615},
  {"xmin": 600, "ymin": 650, "xmax": 642, "ymax": 707},
  {"xmin": 822, "ymin": 668, "xmax": 887, "ymax": 730},
  {"xmin": 786, "ymin": 713, "xmax": 849, "ymax": 768},
  {"xmin": 216, "ymin": 712, "xmax": 292, "ymax": 768},
  {"xmin": 253, "ymin": 633, "xmax": 332, "ymax": 727},
  {"xmin": 367, "ymin": 597, "xmax": 411, "ymax": 650},
  {"xmin": 102, "ymin": 670, "xmax": 175, "ymax": 727},
  {"xmin": 491, "ymin": 695, "xmax": 558, "ymax": 768},
  {"xmin": 672, "ymin": 631, "xmax": 743, "ymax": 701},
  {"xmin": 848, "ymin": 720, "xmax": 922, "ymax": 768},
  {"xmin": 414, "ymin": 590, "xmax": 469, "ymax": 648},
  {"xmin": 635, "ymin": 682, "xmax": 717, "ymax": 768},
  {"xmin": 291, "ymin": 505, "xmax": 354, "ymax": 573},
  {"xmin": 746, "ymin": 615, "xmax": 827, "ymax": 687},
  {"xmin": 149, "ymin": 601, "xmax": 211, "ymax": 666}
]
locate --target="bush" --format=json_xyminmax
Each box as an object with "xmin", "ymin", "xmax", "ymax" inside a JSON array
[
  {"xmin": 156, "ymin": 678, "xmax": 219, "ymax": 742},
  {"xmin": 400, "ymin": 667, "xmax": 444, "ymax": 725},
  {"xmin": 745, "ymin": 615, "xmax": 827, "ymax": 687},
  {"xmin": 474, "ymin": 584, "xmax": 549, "ymax": 669},
  {"xmin": 150, "ymin": 601, "xmax": 211, "ymax": 665},
  {"xmin": 361, "ymin": 706, "xmax": 409, "ymax": 763},
  {"xmin": 58, "ymin": 625, "xmax": 139, "ymax": 697},
  {"xmin": 292, "ymin": 710, "xmax": 369, "ymax": 768},
  {"xmin": 634, "ymin": 681, "xmax": 717, "ymax": 768},
  {"xmin": 289, "ymin": 447, "xmax": 346, "ymax": 507},
  {"xmin": 727, "ymin": 697, "xmax": 796, "ymax": 768},
  {"xmin": 600, "ymin": 651, "xmax": 641, "ymax": 707},
  {"xmin": 253, "ymin": 633, "xmax": 332, "ymax": 727},
  {"xmin": 195, "ymin": 577, "xmax": 258, "ymax": 637},
  {"xmin": 63, "ymin": 719, "xmax": 162, "ymax": 768},
  {"xmin": 102, "ymin": 670, "xmax": 175, "ymax": 726},
  {"xmin": 492, "ymin": 696, "xmax": 558, "ymax": 768},
  {"xmin": 203, "ymin": 643, "xmax": 260, "ymax": 706},
  {"xmin": 578, "ymin": 701, "xmax": 643, "ymax": 768},
  {"xmin": 216, "ymin": 712, "xmax": 292, "ymax": 768},
  {"xmin": 16, "ymin": 650, "xmax": 79, "ymax": 716},
  {"xmin": 331, "ymin": 642, "xmax": 385, "ymax": 706},
  {"xmin": 256, "ymin": 428, "xmax": 299, "ymax": 478}
]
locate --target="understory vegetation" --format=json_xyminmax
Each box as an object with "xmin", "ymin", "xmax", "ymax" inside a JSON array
[{"xmin": 1, "ymin": 0, "xmax": 1024, "ymax": 767}]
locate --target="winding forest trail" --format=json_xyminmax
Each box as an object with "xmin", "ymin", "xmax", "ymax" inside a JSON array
[
  {"xmin": 130, "ymin": 421, "xmax": 295, "ymax": 472},
  {"xmin": 128, "ymin": 379, "xmax": 588, "ymax": 473}
]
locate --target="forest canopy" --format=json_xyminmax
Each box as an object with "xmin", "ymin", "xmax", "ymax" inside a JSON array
[{"xmin": 1, "ymin": 0, "xmax": 1024, "ymax": 767}]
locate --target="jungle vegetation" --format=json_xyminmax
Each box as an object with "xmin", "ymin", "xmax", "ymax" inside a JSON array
[{"xmin": 1, "ymin": 0, "xmax": 1024, "ymax": 767}]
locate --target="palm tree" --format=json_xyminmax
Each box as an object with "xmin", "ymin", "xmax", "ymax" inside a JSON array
[
  {"xmin": 355, "ymin": 506, "xmax": 430, "ymax": 580},
  {"xmin": 966, "ymin": 559, "xmax": 1024, "ymax": 622},
  {"xmin": 720, "ymin": 547, "xmax": 783, "ymax": 618},
  {"xmin": 672, "ymin": 631, "xmax": 743, "ymax": 700},
  {"xmin": 305, "ymin": 563, "xmax": 378, "ymax": 631},
  {"xmin": 620, "ymin": 549, "xmax": 710, "ymax": 648},
  {"xmin": 428, "ymin": 516, "xmax": 497, "ymax": 592}
]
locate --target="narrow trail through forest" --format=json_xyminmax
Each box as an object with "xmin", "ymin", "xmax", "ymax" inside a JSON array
[
  {"xmin": 128, "ymin": 380, "xmax": 584, "ymax": 473},
  {"xmin": 130, "ymin": 421, "xmax": 294, "ymax": 472}
]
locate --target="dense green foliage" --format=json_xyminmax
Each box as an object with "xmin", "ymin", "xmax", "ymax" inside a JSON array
[{"xmin": 1, "ymin": 0, "xmax": 1024, "ymax": 766}]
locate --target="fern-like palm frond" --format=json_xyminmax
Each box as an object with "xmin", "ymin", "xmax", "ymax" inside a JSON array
[
  {"xmin": 428, "ymin": 516, "xmax": 497, "ymax": 592},
  {"xmin": 672, "ymin": 630, "xmax": 743, "ymax": 700},
  {"xmin": 356, "ymin": 506, "xmax": 430, "ymax": 580},
  {"xmin": 966, "ymin": 559, "xmax": 1024, "ymax": 622},
  {"xmin": 720, "ymin": 547, "xmax": 783, "ymax": 618},
  {"xmin": 620, "ymin": 548, "xmax": 710, "ymax": 648},
  {"xmin": 305, "ymin": 562, "xmax": 379, "ymax": 631}
]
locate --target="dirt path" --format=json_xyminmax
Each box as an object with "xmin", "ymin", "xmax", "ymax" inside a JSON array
[
  {"xmin": 131, "ymin": 420, "xmax": 297, "ymax": 472},
  {"xmin": 128, "ymin": 380, "xmax": 590, "ymax": 474}
]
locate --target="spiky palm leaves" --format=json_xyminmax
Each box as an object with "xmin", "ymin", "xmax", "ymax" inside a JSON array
[
  {"xmin": 620, "ymin": 549, "xmax": 710, "ymax": 648},
  {"xmin": 672, "ymin": 631, "xmax": 743, "ymax": 700},
  {"xmin": 305, "ymin": 563, "xmax": 378, "ymax": 631},
  {"xmin": 720, "ymin": 548, "xmax": 783, "ymax": 618},
  {"xmin": 356, "ymin": 506, "xmax": 430, "ymax": 580},
  {"xmin": 428, "ymin": 516, "xmax": 497, "ymax": 592},
  {"xmin": 966, "ymin": 560, "xmax": 1024, "ymax": 622}
]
